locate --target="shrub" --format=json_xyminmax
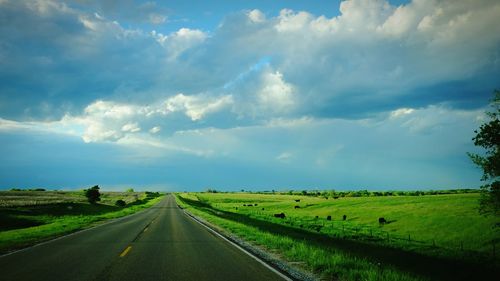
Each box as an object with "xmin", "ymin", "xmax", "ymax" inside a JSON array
[{"xmin": 115, "ymin": 199, "xmax": 126, "ymax": 207}]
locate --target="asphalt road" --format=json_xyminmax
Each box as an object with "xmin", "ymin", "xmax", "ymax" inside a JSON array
[{"xmin": 0, "ymin": 195, "xmax": 286, "ymax": 281}]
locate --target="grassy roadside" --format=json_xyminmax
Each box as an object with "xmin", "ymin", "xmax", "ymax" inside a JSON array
[
  {"xmin": 0, "ymin": 191, "xmax": 164, "ymax": 254},
  {"xmin": 175, "ymin": 193, "xmax": 499, "ymax": 281}
]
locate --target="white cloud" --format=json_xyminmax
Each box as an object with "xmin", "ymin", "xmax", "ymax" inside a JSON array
[
  {"xmin": 257, "ymin": 71, "xmax": 295, "ymax": 113},
  {"xmin": 275, "ymin": 9, "xmax": 312, "ymax": 32},
  {"xmin": 276, "ymin": 152, "xmax": 293, "ymax": 163},
  {"xmin": 229, "ymin": 67, "xmax": 297, "ymax": 118},
  {"xmin": 148, "ymin": 13, "xmax": 167, "ymax": 24},
  {"xmin": 394, "ymin": 106, "xmax": 483, "ymax": 135},
  {"xmin": 121, "ymin": 122, "xmax": 140, "ymax": 133},
  {"xmin": 390, "ymin": 108, "xmax": 415, "ymax": 119},
  {"xmin": 162, "ymin": 93, "xmax": 234, "ymax": 121},
  {"xmin": 248, "ymin": 9, "xmax": 265, "ymax": 23},
  {"xmin": 152, "ymin": 28, "xmax": 207, "ymax": 60},
  {"xmin": 149, "ymin": 126, "xmax": 161, "ymax": 134},
  {"xmin": 75, "ymin": 94, "xmax": 233, "ymax": 141}
]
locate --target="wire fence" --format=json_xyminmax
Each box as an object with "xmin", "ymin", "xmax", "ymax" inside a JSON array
[{"xmin": 225, "ymin": 208, "xmax": 499, "ymax": 262}]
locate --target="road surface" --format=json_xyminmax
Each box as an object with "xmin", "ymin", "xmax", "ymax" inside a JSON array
[{"xmin": 0, "ymin": 195, "xmax": 286, "ymax": 281}]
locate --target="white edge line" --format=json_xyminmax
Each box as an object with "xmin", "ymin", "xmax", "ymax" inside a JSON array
[
  {"xmin": 0, "ymin": 199, "xmax": 162, "ymax": 258},
  {"xmin": 182, "ymin": 209, "xmax": 294, "ymax": 281}
]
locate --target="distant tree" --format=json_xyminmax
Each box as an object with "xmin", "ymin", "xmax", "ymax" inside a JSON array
[
  {"xmin": 84, "ymin": 185, "xmax": 101, "ymax": 204},
  {"xmin": 468, "ymin": 90, "xmax": 500, "ymax": 216},
  {"xmin": 126, "ymin": 188, "xmax": 134, "ymax": 193}
]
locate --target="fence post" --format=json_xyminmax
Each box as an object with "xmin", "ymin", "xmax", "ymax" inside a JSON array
[{"xmin": 408, "ymin": 234, "xmax": 411, "ymax": 242}]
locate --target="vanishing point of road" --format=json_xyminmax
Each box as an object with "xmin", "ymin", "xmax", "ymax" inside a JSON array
[{"xmin": 0, "ymin": 195, "xmax": 287, "ymax": 281}]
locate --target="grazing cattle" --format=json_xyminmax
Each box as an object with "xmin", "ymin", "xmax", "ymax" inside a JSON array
[
  {"xmin": 333, "ymin": 196, "xmax": 339, "ymax": 199},
  {"xmin": 379, "ymin": 217, "xmax": 387, "ymax": 224},
  {"xmin": 327, "ymin": 215, "xmax": 332, "ymax": 221},
  {"xmin": 274, "ymin": 213, "xmax": 286, "ymax": 219},
  {"xmin": 254, "ymin": 203, "xmax": 258, "ymax": 206},
  {"xmin": 247, "ymin": 204, "xmax": 253, "ymax": 207},
  {"xmin": 235, "ymin": 207, "xmax": 238, "ymax": 210},
  {"xmin": 243, "ymin": 204, "xmax": 246, "ymax": 206},
  {"xmin": 295, "ymin": 199, "xmax": 301, "ymax": 202},
  {"xmin": 294, "ymin": 205, "xmax": 300, "ymax": 209},
  {"xmin": 315, "ymin": 215, "xmax": 319, "ymax": 219},
  {"xmin": 342, "ymin": 215, "xmax": 347, "ymax": 221},
  {"xmin": 262, "ymin": 208, "xmax": 265, "ymax": 210}
]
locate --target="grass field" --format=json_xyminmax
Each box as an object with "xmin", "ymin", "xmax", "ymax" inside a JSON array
[
  {"xmin": 0, "ymin": 190, "xmax": 164, "ymax": 254},
  {"xmin": 176, "ymin": 192, "xmax": 500, "ymax": 281}
]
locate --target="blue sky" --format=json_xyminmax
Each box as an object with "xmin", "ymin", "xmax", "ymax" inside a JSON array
[{"xmin": 0, "ymin": 0, "xmax": 499, "ymax": 191}]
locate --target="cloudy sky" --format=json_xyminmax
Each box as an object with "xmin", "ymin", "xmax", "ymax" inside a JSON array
[{"xmin": 0, "ymin": 0, "xmax": 499, "ymax": 191}]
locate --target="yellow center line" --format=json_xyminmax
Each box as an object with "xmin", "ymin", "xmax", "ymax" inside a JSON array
[{"xmin": 119, "ymin": 246, "xmax": 132, "ymax": 258}]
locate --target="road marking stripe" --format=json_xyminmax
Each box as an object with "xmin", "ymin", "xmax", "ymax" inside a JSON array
[
  {"xmin": 183, "ymin": 211, "xmax": 293, "ymax": 281},
  {"xmin": 119, "ymin": 246, "xmax": 132, "ymax": 257}
]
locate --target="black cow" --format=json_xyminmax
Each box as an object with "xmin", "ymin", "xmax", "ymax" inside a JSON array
[
  {"xmin": 294, "ymin": 205, "xmax": 300, "ymax": 209},
  {"xmin": 379, "ymin": 217, "xmax": 387, "ymax": 224},
  {"xmin": 295, "ymin": 199, "xmax": 301, "ymax": 202},
  {"xmin": 274, "ymin": 213, "xmax": 286, "ymax": 219},
  {"xmin": 342, "ymin": 214, "xmax": 347, "ymax": 221},
  {"xmin": 327, "ymin": 215, "xmax": 332, "ymax": 221}
]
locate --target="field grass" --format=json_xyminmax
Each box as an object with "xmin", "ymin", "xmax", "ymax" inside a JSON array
[
  {"xmin": 0, "ymin": 190, "xmax": 164, "ymax": 254},
  {"xmin": 176, "ymin": 192, "xmax": 500, "ymax": 281}
]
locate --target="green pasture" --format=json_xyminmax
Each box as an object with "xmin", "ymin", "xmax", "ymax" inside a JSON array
[{"xmin": 195, "ymin": 192, "xmax": 498, "ymax": 254}]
